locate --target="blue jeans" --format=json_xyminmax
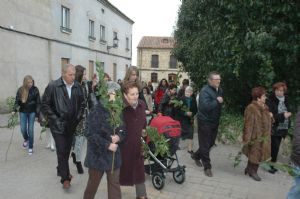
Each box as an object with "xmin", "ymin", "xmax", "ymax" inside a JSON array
[
  {"xmin": 287, "ymin": 166, "xmax": 300, "ymax": 199},
  {"xmin": 20, "ymin": 112, "xmax": 36, "ymax": 149}
]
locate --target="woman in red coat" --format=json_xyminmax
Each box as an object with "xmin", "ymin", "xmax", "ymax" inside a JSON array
[{"xmin": 120, "ymin": 81, "xmax": 148, "ymax": 199}]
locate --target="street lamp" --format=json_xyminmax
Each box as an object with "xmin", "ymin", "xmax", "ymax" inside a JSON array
[{"xmin": 107, "ymin": 35, "xmax": 119, "ymax": 51}]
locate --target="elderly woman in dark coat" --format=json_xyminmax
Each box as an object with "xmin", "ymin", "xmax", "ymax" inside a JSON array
[
  {"xmin": 266, "ymin": 82, "xmax": 292, "ymax": 174},
  {"xmin": 242, "ymin": 86, "xmax": 272, "ymax": 181},
  {"xmin": 120, "ymin": 81, "xmax": 148, "ymax": 199},
  {"xmin": 177, "ymin": 86, "xmax": 197, "ymax": 156},
  {"xmin": 287, "ymin": 108, "xmax": 300, "ymax": 199},
  {"xmin": 83, "ymin": 81, "xmax": 125, "ymax": 199}
]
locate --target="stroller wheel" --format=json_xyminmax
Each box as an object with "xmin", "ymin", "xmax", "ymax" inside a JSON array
[
  {"xmin": 152, "ymin": 172, "xmax": 165, "ymax": 190},
  {"xmin": 173, "ymin": 169, "xmax": 185, "ymax": 184}
]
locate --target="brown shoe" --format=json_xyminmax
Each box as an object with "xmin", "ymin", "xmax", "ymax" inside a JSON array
[
  {"xmin": 136, "ymin": 197, "xmax": 149, "ymax": 199},
  {"xmin": 62, "ymin": 180, "xmax": 71, "ymax": 189},
  {"xmin": 204, "ymin": 169, "xmax": 213, "ymax": 177}
]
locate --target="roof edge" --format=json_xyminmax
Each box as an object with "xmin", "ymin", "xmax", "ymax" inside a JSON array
[{"xmin": 98, "ymin": 0, "xmax": 134, "ymax": 24}]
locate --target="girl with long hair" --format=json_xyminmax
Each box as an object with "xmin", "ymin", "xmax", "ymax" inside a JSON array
[{"xmin": 14, "ymin": 75, "xmax": 41, "ymax": 155}]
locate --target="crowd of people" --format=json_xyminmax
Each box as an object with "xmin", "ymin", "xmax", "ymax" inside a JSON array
[{"xmin": 12, "ymin": 65, "xmax": 300, "ymax": 198}]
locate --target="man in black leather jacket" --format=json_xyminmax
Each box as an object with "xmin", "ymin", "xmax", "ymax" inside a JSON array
[
  {"xmin": 41, "ymin": 64, "xmax": 84, "ymax": 189},
  {"xmin": 192, "ymin": 71, "xmax": 223, "ymax": 177}
]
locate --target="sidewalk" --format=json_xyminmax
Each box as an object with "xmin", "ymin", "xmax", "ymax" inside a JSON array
[{"xmin": 0, "ymin": 114, "xmax": 292, "ymax": 199}]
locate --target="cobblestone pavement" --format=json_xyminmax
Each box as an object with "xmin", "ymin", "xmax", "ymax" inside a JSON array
[{"xmin": 0, "ymin": 114, "xmax": 292, "ymax": 199}]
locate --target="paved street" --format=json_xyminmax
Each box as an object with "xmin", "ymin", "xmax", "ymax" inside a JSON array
[{"xmin": 0, "ymin": 114, "xmax": 293, "ymax": 199}]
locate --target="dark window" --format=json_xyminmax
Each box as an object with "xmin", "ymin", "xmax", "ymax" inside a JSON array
[
  {"xmin": 151, "ymin": 55, "xmax": 159, "ymax": 68},
  {"xmin": 169, "ymin": 55, "xmax": 177, "ymax": 69},
  {"xmin": 168, "ymin": 73, "xmax": 177, "ymax": 83},
  {"xmin": 151, "ymin": 73, "xmax": 158, "ymax": 83},
  {"xmin": 126, "ymin": 37, "xmax": 130, "ymax": 51}
]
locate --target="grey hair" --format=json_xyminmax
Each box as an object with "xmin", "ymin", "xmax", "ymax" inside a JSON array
[
  {"xmin": 185, "ymin": 86, "xmax": 193, "ymax": 93},
  {"xmin": 208, "ymin": 71, "xmax": 220, "ymax": 80},
  {"xmin": 62, "ymin": 64, "xmax": 74, "ymax": 74}
]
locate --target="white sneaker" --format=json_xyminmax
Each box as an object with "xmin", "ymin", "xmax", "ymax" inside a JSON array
[{"xmin": 28, "ymin": 149, "xmax": 33, "ymax": 155}]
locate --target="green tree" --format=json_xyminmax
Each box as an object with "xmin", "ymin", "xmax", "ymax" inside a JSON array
[{"xmin": 174, "ymin": 0, "xmax": 300, "ymax": 112}]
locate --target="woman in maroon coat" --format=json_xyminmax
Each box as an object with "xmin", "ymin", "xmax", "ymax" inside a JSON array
[{"xmin": 120, "ymin": 81, "xmax": 148, "ymax": 199}]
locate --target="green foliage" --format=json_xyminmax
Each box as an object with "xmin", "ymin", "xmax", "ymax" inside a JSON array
[
  {"xmin": 261, "ymin": 161, "xmax": 300, "ymax": 177},
  {"xmin": 218, "ymin": 113, "xmax": 243, "ymax": 144},
  {"xmin": 169, "ymin": 99, "xmax": 189, "ymax": 112},
  {"xmin": 95, "ymin": 61, "xmax": 123, "ymax": 128},
  {"xmin": 95, "ymin": 61, "xmax": 123, "ymax": 173},
  {"xmin": 174, "ymin": 0, "xmax": 300, "ymax": 112},
  {"xmin": 6, "ymin": 97, "xmax": 18, "ymax": 129},
  {"xmin": 143, "ymin": 127, "xmax": 170, "ymax": 158}
]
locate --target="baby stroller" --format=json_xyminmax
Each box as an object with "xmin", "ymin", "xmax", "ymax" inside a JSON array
[{"xmin": 143, "ymin": 115, "xmax": 186, "ymax": 190}]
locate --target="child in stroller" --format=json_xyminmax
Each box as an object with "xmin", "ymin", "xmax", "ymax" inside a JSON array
[{"xmin": 143, "ymin": 115, "xmax": 186, "ymax": 190}]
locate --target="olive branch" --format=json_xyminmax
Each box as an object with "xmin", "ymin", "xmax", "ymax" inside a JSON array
[
  {"xmin": 5, "ymin": 97, "xmax": 19, "ymax": 162},
  {"xmin": 169, "ymin": 99, "xmax": 189, "ymax": 112},
  {"xmin": 142, "ymin": 126, "xmax": 170, "ymax": 159},
  {"xmin": 95, "ymin": 61, "xmax": 123, "ymax": 173}
]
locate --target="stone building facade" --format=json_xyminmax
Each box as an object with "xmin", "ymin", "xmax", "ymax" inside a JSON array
[
  {"xmin": 137, "ymin": 36, "xmax": 188, "ymax": 88},
  {"xmin": 0, "ymin": 0, "xmax": 133, "ymax": 108}
]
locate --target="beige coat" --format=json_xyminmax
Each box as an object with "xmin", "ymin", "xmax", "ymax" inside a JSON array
[{"xmin": 242, "ymin": 101, "xmax": 272, "ymax": 164}]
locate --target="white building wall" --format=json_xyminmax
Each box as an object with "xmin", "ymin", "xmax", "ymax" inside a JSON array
[{"xmin": 0, "ymin": 0, "xmax": 133, "ymax": 109}]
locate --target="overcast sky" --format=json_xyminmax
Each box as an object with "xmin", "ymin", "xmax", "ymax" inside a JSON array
[{"xmin": 108, "ymin": 0, "xmax": 182, "ymax": 66}]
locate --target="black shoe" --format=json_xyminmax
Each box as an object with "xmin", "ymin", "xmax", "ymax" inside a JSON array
[
  {"xmin": 187, "ymin": 150, "xmax": 194, "ymax": 155},
  {"xmin": 268, "ymin": 166, "xmax": 278, "ymax": 174},
  {"xmin": 71, "ymin": 152, "xmax": 76, "ymax": 164},
  {"xmin": 76, "ymin": 162, "xmax": 84, "ymax": 174},
  {"xmin": 204, "ymin": 169, "xmax": 213, "ymax": 177},
  {"xmin": 195, "ymin": 159, "xmax": 203, "ymax": 167},
  {"xmin": 57, "ymin": 166, "xmax": 61, "ymax": 176}
]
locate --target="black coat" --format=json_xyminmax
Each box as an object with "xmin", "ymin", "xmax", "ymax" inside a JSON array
[
  {"xmin": 158, "ymin": 92, "xmax": 178, "ymax": 119},
  {"xmin": 197, "ymin": 85, "xmax": 223, "ymax": 124},
  {"xmin": 266, "ymin": 94, "xmax": 290, "ymax": 137},
  {"xmin": 41, "ymin": 77, "xmax": 85, "ymax": 135},
  {"xmin": 14, "ymin": 86, "xmax": 41, "ymax": 114},
  {"xmin": 291, "ymin": 111, "xmax": 300, "ymax": 167},
  {"xmin": 177, "ymin": 96, "xmax": 197, "ymax": 139},
  {"xmin": 84, "ymin": 102, "xmax": 126, "ymax": 171}
]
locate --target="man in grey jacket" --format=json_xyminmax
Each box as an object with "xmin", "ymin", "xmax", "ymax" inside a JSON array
[{"xmin": 192, "ymin": 71, "xmax": 223, "ymax": 177}]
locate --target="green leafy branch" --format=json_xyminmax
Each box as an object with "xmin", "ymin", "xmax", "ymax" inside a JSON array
[
  {"xmin": 39, "ymin": 119, "xmax": 48, "ymax": 140},
  {"xmin": 170, "ymin": 99, "xmax": 189, "ymax": 112},
  {"xmin": 95, "ymin": 61, "xmax": 123, "ymax": 173},
  {"xmin": 5, "ymin": 96, "xmax": 19, "ymax": 162},
  {"xmin": 231, "ymin": 135, "xmax": 300, "ymax": 177},
  {"xmin": 231, "ymin": 135, "xmax": 270, "ymax": 168},
  {"xmin": 260, "ymin": 161, "xmax": 300, "ymax": 177},
  {"xmin": 143, "ymin": 126, "xmax": 170, "ymax": 159}
]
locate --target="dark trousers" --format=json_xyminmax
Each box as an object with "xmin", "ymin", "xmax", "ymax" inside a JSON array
[
  {"xmin": 194, "ymin": 120, "xmax": 219, "ymax": 170},
  {"xmin": 271, "ymin": 135, "xmax": 283, "ymax": 162},
  {"xmin": 83, "ymin": 168, "xmax": 121, "ymax": 199},
  {"xmin": 52, "ymin": 133, "xmax": 73, "ymax": 183}
]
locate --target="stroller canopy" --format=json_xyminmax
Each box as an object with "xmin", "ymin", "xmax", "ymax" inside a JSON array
[{"xmin": 149, "ymin": 115, "xmax": 181, "ymax": 138}]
